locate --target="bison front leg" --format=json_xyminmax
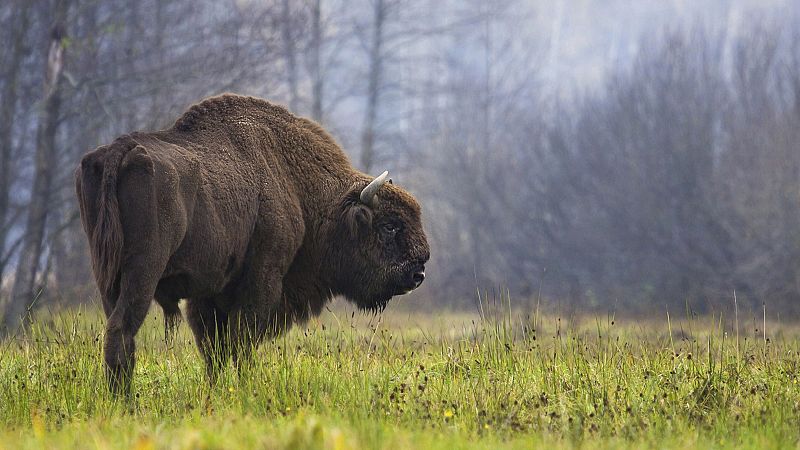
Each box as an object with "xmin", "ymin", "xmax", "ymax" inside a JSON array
[
  {"xmin": 226, "ymin": 215, "xmax": 302, "ymax": 375},
  {"xmin": 186, "ymin": 297, "xmax": 230, "ymax": 383},
  {"xmin": 227, "ymin": 273, "xmax": 287, "ymax": 373},
  {"xmin": 227, "ymin": 305, "xmax": 268, "ymax": 374}
]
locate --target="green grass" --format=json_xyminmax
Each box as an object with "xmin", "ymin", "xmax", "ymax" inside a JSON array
[{"xmin": 1, "ymin": 299, "xmax": 799, "ymax": 449}]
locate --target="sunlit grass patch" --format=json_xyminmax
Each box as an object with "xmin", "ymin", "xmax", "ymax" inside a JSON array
[{"xmin": 1, "ymin": 299, "xmax": 799, "ymax": 449}]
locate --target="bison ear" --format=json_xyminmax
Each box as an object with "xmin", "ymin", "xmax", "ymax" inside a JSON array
[{"xmin": 344, "ymin": 202, "xmax": 373, "ymax": 239}]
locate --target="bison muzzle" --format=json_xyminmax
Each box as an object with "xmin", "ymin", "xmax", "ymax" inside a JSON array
[{"xmin": 75, "ymin": 94, "xmax": 429, "ymax": 395}]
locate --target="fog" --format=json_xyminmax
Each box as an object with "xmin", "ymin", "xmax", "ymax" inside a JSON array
[{"xmin": 2, "ymin": 0, "xmax": 800, "ymax": 332}]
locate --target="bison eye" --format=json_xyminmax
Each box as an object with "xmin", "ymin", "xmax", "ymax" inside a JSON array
[{"xmin": 380, "ymin": 222, "xmax": 399, "ymax": 236}]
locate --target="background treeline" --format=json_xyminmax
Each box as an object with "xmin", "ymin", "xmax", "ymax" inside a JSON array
[{"xmin": 2, "ymin": 0, "xmax": 800, "ymax": 331}]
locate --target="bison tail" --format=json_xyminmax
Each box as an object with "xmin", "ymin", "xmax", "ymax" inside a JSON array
[{"xmin": 88, "ymin": 146, "xmax": 130, "ymax": 304}]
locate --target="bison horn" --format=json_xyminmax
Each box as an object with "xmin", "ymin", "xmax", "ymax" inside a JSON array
[{"xmin": 360, "ymin": 170, "xmax": 390, "ymax": 206}]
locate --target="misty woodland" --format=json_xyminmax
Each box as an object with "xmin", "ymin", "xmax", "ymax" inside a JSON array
[{"xmin": 3, "ymin": 0, "xmax": 800, "ymax": 333}]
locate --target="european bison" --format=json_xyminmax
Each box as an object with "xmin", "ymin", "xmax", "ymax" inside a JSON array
[{"xmin": 75, "ymin": 94, "xmax": 429, "ymax": 394}]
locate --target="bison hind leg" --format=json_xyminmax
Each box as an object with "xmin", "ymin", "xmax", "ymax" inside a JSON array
[{"xmin": 104, "ymin": 267, "xmax": 155, "ymax": 397}]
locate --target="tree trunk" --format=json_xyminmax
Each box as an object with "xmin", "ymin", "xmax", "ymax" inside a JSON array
[
  {"xmin": 309, "ymin": 0, "xmax": 323, "ymax": 122},
  {"xmin": 282, "ymin": 0, "xmax": 299, "ymax": 112},
  {"xmin": 2, "ymin": 1, "xmax": 69, "ymax": 334},
  {"xmin": 53, "ymin": 3, "xmax": 102, "ymax": 302},
  {"xmin": 0, "ymin": 2, "xmax": 30, "ymax": 293},
  {"xmin": 360, "ymin": 0, "xmax": 385, "ymax": 173}
]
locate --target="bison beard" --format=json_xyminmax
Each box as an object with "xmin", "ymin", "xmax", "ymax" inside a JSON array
[{"xmin": 75, "ymin": 94, "xmax": 429, "ymax": 395}]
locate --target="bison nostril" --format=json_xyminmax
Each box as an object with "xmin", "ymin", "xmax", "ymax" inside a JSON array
[{"xmin": 412, "ymin": 271, "xmax": 425, "ymax": 287}]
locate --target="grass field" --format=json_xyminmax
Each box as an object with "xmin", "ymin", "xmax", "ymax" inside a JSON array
[{"xmin": 1, "ymin": 298, "xmax": 799, "ymax": 449}]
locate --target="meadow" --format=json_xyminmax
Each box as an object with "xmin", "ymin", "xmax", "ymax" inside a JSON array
[{"xmin": 1, "ymin": 297, "xmax": 799, "ymax": 449}]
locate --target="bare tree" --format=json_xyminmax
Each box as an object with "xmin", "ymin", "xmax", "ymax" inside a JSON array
[
  {"xmin": 282, "ymin": 0, "xmax": 300, "ymax": 112},
  {"xmin": 0, "ymin": 2, "xmax": 30, "ymax": 289},
  {"xmin": 308, "ymin": 0, "xmax": 324, "ymax": 121},
  {"xmin": 3, "ymin": 0, "xmax": 70, "ymax": 333},
  {"xmin": 359, "ymin": 0, "xmax": 386, "ymax": 173}
]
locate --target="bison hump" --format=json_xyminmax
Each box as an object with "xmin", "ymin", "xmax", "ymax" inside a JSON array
[{"xmin": 172, "ymin": 94, "xmax": 294, "ymax": 133}]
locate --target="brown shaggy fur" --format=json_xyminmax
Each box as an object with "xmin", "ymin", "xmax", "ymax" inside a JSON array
[{"xmin": 75, "ymin": 94, "xmax": 429, "ymax": 394}]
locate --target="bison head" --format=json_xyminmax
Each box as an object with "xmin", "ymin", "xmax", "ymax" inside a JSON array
[{"xmin": 332, "ymin": 171, "xmax": 430, "ymax": 312}]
